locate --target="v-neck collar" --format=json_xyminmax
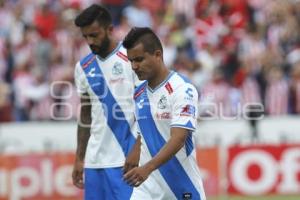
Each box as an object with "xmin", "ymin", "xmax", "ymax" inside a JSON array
[
  {"xmin": 147, "ymin": 71, "xmax": 175, "ymax": 93},
  {"xmin": 96, "ymin": 42, "xmax": 122, "ymax": 61}
]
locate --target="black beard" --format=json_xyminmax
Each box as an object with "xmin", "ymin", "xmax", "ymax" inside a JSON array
[{"xmin": 90, "ymin": 35, "xmax": 110, "ymax": 58}]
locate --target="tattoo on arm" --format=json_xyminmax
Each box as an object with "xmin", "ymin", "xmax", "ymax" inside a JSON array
[{"xmin": 76, "ymin": 93, "xmax": 91, "ymax": 161}]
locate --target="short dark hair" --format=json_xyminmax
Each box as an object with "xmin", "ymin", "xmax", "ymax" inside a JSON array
[
  {"xmin": 74, "ymin": 4, "xmax": 112, "ymax": 28},
  {"xmin": 123, "ymin": 27, "xmax": 163, "ymax": 54}
]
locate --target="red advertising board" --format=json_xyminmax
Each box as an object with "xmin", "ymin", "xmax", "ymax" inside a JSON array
[
  {"xmin": 227, "ymin": 144, "xmax": 300, "ymax": 196},
  {"xmin": 196, "ymin": 147, "xmax": 221, "ymax": 196},
  {"xmin": 0, "ymin": 153, "xmax": 82, "ymax": 200},
  {"xmin": 4, "ymin": 145, "xmax": 298, "ymax": 198}
]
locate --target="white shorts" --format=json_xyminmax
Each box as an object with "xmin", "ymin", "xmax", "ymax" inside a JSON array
[
  {"xmin": 130, "ymin": 169, "xmax": 206, "ymax": 200},
  {"xmin": 130, "ymin": 170, "xmax": 176, "ymax": 200}
]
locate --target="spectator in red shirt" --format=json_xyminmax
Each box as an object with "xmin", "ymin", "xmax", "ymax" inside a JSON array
[{"xmin": 34, "ymin": 3, "xmax": 57, "ymax": 39}]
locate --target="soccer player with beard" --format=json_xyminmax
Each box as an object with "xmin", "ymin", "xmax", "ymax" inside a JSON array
[{"xmin": 72, "ymin": 4, "xmax": 141, "ymax": 200}]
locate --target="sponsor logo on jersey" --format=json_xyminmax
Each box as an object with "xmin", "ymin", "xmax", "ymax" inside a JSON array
[
  {"xmin": 157, "ymin": 95, "xmax": 167, "ymax": 109},
  {"xmin": 87, "ymin": 67, "xmax": 96, "ymax": 77},
  {"xmin": 155, "ymin": 112, "xmax": 171, "ymax": 120},
  {"xmin": 180, "ymin": 105, "xmax": 196, "ymax": 117},
  {"xmin": 184, "ymin": 88, "xmax": 194, "ymax": 101},
  {"xmin": 182, "ymin": 192, "xmax": 192, "ymax": 200},
  {"xmin": 109, "ymin": 77, "xmax": 125, "ymax": 84},
  {"xmin": 112, "ymin": 62, "xmax": 123, "ymax": 75},
  {"xmin": 90, "ymin": 82, "xmax": 101, "ymax": 88},
  {"xmin": 137, "ymin": 98, "xmax": 145, "ymax": 109}
]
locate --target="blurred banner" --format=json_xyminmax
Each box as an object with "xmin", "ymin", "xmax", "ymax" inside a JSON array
[
  {"xmin": 0, "ymin": 153, "xmax": 82, "ymax": 200},
  {"xmin": 1, "ymin": 145, "xmax": 299, "ymax": 199},
  {"xmin": 0, "ymin": 149, "xmax": 221, "ymax": 200},
  {"xmin": 196, "ymin": 147, "xmax": 221, "ymax": 196},
  {"xmin": 227, "ymin": 144, "xmax": 300, "ymax": 196}
]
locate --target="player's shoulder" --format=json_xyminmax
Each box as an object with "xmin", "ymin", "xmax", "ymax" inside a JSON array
[
  {"xmin": 111, "ymin": 43, "xmax": 133, "ymax": 73},
  {"xmin": 114, "ymin": 43, "xmax": 129, "ymax": 62},
  {"xmin": 74, "ymin": 53, "xmax": 93, "ymax": 75},
  {"xmin": 169, "ymin": 72, "xmax": 197, "ymax": 92},
  {"xmin": 168, "ymin": 72, "xmax": 198, "ymax": 102},
  {"xmin": 134, "ymin": 81, "xmax": 147, "ymax": 99},
  {"xmin": 79, "ymin": 53, "xmax": 95, "ymax": 67}
]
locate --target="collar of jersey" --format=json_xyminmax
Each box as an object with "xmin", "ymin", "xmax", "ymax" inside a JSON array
[
  {"xmin": 147, "ymin": 71, "xmax": 175, "ymax": 93},
  {"xmin": 96, "ymin": 42, "xmax": 122, "ymax": 61}
]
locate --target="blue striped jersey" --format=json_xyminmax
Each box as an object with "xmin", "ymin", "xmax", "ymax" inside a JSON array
[
  {"xmin": 74, "ymin": 43, "xmax": 139, "ymax": 168},
  {"xmin": 133, "ymin": 71, "xmax": 206, "ymax": 200}
]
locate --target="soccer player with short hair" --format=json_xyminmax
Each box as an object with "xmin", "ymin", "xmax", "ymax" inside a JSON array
[
  {"xmin": 72, "ymin": 4, "xmax": 141, "ymax": 200},
  {"xmin": 123, "ymin": 27, "xmax": 206, "ymax": 200}
]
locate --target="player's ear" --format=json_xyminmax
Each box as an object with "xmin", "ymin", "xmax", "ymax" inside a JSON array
[
  {"xmin": 107, "ymin": 25, "xmax": 113, "ymax": 34},
  {"xmin": 154, "ymin": 49, "xmax": 162, "ymax": 60}
]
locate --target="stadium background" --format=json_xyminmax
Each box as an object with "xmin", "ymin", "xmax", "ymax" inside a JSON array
[{"xmin": 0, "ymin": 0, "xmax": 300, "ymax": 199}]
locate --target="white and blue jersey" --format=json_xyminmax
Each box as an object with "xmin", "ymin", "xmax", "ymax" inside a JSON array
[
  {"xmin": 74, "ymin": 43, "xmax": 139, "ymax": 169},
  {"xmin": 131, "ymin": 71, "xmax": 206, "ymax": 200}
]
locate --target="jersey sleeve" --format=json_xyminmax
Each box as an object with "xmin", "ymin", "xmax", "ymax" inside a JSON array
[
  {"xmin": 74, "ymin": 62, "xmax": 89, "ymax": 96},
  {"xmin": 170, "ymin": 84, "xmax": 199, "ymax": 131}
]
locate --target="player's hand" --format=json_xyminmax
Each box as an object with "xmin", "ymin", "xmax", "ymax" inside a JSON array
[
  {"xmin": 123, "ymin": 165, "xmax": 152, "ymax": 187},
  {"xmin": 123, "ymin": 135, "xmax": 141, "ymax": 174},
  {"xmin": 72, "ymin": 159, "xmax": 84, "ymax": 189}
]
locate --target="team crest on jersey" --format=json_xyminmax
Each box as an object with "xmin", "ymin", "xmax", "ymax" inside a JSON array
[
  {"xmin": 112, "ymin": 62, "xmax": 123, "ymax": 75},
  {"xmin": 157, "ymin": 95, "xmax": 167, "ymax": 109}
]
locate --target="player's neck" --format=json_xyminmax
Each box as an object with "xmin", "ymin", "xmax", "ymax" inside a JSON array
[
  {"xmin": 148, "ymin": 67, "xmax": 170, "ymax": 90},
  {"xmin": 98, "ymin": 40, "xmax": 118, "ymax": 59},
  {"xmin": 108, "ymin": 40, "xmax": 118, "ymax": 54}
]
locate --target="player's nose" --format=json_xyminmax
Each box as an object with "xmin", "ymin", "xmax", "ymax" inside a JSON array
[
  {"xmin": 131, "ymin": 61, "xmax": 140, "ymax": 70},
  {"xmin": 86, "ymin": 36, "xmax": 95, "ymax": 45}
]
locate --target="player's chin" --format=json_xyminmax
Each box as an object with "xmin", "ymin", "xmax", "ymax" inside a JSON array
[
  {"xmin": 136, "ymin": 73, "xmax": 146, "ymax": 80},
  {"xmin": 91, "ymin": 49, "xmax": 99, "ymax": 55}
]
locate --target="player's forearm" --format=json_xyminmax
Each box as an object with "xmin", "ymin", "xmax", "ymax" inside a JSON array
[
  {"xmin": 76, "ymin": 125, "xmax": 90, "ymax": 161},
  {"xmin": 76, "ymin": 94, "xmax": 91, "ymax": 161},
  {"xmin": 130, "ymin": 134, "xmax": 141, "ymax": 155},
  {"xmin": 143, "ymin": 130, "xmax": 187, "ymax": 172}
]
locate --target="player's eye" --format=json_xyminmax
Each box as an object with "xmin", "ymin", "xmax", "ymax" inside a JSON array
[
  {"xmin": 82, "ymin": 33, "xmax": 98, "ymax": 39},
  {"xmin": 134, "ymin": 57, "xmax": 144, "ymax": 62},
  {"xmin": 89, "ymin": 33, "xmax": 98, "ymax": 38}
]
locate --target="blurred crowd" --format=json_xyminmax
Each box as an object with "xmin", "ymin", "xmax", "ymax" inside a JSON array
[{"xmin": 1, "ymin": 0, "xmax": 300, "ymax": 122}]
